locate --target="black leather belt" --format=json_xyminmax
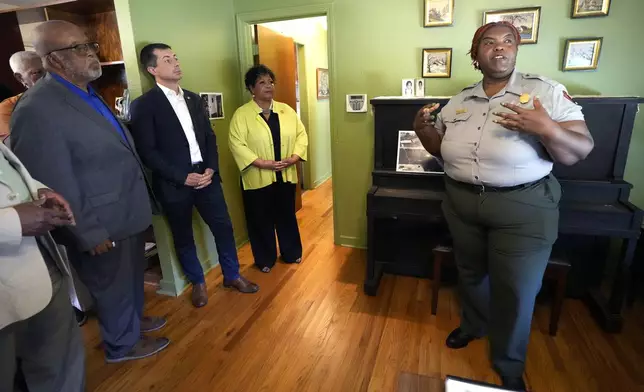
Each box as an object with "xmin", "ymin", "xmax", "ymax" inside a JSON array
[
  {"xmin": 446, "ymin": 175, "xmax": 547, "ymax": 194},
  {"xmin": 192, "ymin": 162, "xmax": 204, "ymax": 173}
]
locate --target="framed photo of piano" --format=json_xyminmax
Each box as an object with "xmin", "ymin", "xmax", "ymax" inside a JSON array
[{"xmin": 396, "ymin": 130, "xmax": 444, "ymax": 173}]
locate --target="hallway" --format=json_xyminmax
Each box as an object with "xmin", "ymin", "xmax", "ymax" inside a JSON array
[{"xmin": 82, "ymin": 179, "xmax": 644, "ymax": 391}]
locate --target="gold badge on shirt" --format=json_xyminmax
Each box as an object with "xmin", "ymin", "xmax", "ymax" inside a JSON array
[
  {"xmin": 456, "ymin": 108, "xmax": 467, "ymax": 115},
  {"xmin": 519, "ymin": 93, "xmax": 530, "ymax": 104}
]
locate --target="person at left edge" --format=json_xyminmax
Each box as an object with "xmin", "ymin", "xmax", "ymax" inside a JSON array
[
  {"xmin": 130, "ymin": 43, "xmax": 259, "ymax": 308},
  {"xmin": 10, "ymin": 20, "xmax": 170, "ymax": 363}
]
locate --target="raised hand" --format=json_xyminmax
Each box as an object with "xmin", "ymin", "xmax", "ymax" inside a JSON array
[
  {"xmin": 493, "ymin": 98, "xmax": 556, "ymax": 136},
  {"xmin": 413, "ymin": 103, "xmax": 441, "ymax": 132}
]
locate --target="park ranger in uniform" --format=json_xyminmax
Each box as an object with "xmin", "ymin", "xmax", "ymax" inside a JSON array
[{"xmin": 413, "ymin": 22, "xmax": 594, "ymax": 391}]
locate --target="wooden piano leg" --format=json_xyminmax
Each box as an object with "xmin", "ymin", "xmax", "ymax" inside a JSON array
[
  {"xmin": 608, "ymin": 238, "xmax": 638, "ymax": 314},
  {"xmin": 364, "ymin": 213, "xmax": 380, "ymax": 296},
  {"xmin": 587, "ymin": 238, "xmax": 637, "ymax": 333}
]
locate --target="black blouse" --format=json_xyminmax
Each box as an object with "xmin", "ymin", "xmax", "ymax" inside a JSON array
[{"xmin": 260, "ymin": 111, "xmax": 283, "ymax": 182}]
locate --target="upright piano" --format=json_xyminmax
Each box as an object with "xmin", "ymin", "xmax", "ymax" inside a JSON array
[{"xmin": 366, "ymin": 96, "xmax": 643, "ymax": 333}]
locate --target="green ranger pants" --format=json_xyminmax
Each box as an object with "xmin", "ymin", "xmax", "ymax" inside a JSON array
[{"xmin": 441, "ymin": 174, "xmax": 561, "ymax": 378}]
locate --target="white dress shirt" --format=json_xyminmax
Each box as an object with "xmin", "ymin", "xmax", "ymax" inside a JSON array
[{"xmin": 157, "ymin": 83, "xmax": 203, "ymax": 164}]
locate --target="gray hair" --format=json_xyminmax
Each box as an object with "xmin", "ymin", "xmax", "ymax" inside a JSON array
[{"xmin": 9, "ymin": 51, "xmax": 41, "ymax": 74}]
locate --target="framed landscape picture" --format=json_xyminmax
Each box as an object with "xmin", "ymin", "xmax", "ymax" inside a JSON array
[
  {"xmin": 424, "ymin": 0, "xmax": 454, "ymax": 27},
  {"xmin": 562, "ymin": 38, "xmax": 603, "ymax": 71},
  {"xmin": 571, "ymin": 0, "xmax": 611, "ymax": 18},
  {"xmin": 422, "ymin": 48, "xmax": 452, "ymax": 78},
  {"xmin": 483, "ymin": 7, "xmax": 541, "ymax": 45}
]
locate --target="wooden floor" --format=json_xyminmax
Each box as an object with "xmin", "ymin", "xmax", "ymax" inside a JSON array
[{"xmin": 83, "ymin": 179, "xmax": 644, "ymax": 392}]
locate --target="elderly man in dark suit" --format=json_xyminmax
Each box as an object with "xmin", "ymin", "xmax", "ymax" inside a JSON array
[
  {"xmin": 10, "ymin": 20, "xmax": 169, "ymax": 363},
  {"xmin": 130, "ymin": 43, "xmax": 258, "ymax": 308}
]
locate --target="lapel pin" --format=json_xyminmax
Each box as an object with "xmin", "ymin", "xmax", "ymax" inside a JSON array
[{"xmin": 519, "ymin": 93, "xmax": 530, "ymax": 104}]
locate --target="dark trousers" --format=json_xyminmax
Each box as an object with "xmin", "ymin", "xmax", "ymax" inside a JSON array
[
  {"xmin": 68, "ymin": 233, "xmax": 145, "ymax": 359},
  {"xmin": 442, "ymin": 175, "xmax": 561, "ymax": 378},
  {"xmin": 162, "ymin": 178, "xmax": 240, "ymax": 284},
  {"xmin": 242, "ymin": 180, "xmax": 302, "ymax": 268},
  {"xmin": 0, "ymin": 276, "xmax": 85, "ymax": 392}
]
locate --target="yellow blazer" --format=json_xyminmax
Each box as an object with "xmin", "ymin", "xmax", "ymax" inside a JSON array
[{"xmin": 229, "ymin": 100, "xmax": 308, "ymax": 190}]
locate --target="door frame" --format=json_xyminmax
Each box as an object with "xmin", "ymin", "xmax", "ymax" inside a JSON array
[{"xmin": 235, "ymin": 5, "xmax": 339, "ymax": 243}]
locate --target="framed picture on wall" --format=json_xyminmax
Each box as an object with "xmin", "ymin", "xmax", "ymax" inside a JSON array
[
  {"xmin": 316, "ymin": 68, "xmax": 329, "ymax": 99},
  {"xmin": 424, "ymin": 0, "xmax": 454, "ymax": 27},
  {"xmin": 422, "ymin": 48, "xmax": 452, "ymax": 78},
  {"xmin": 571, "ymin": 0, "xmax": 611, "ymax": 18},
  {"xmin": 199, "ymin": 92, "xmax": 225, "ymax": 120},
  {"xmin": 562, "ymin": 38, "xmax": 603, "ymax": 71},
  {"xmin": 483, "ymin": 7, "xmax": 541, "ymax": 45}
]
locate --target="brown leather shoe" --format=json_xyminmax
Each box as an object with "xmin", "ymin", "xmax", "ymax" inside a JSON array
[
  {"xmin": 191, "ymin": 283, "xmax": 208, "ymax": 308},
  {"xmin": 140, "ymin": 316, "xmax": 167, "ymax": 332},
  {"xmin": 105, "ymin": 336, "xmax": 170, "ymax": 363},
  {"xmin": 223, "ymin": 276, "xmax": 259, "ymax": 293}
]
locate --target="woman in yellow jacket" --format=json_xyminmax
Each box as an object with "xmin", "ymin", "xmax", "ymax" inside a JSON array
[{"xmin": 229, "ymin": 65, "xmax": 308, "ymax": 273}]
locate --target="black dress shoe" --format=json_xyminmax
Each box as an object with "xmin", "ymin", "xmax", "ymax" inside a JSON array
[
  {"xmin": 501, "ymin": 376, "xmax": 526, "ymax": 391},
  {"xmin": 445, "ymin": 327, "xmax": 478, "ymax": 349}
]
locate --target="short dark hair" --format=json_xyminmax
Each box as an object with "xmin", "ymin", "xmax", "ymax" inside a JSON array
[
  {"xmin": 140, "ymin": 43, "xmax": 172, "ymax": 71},
  {"xmin": 244, "ymin": 64, "xmax": 276, "ymax": 91}
]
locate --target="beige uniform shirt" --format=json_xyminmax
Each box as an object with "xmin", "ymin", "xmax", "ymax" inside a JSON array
[{"xmin": 435, "ymin": 71, "xmax": 585, "ymax": 187}]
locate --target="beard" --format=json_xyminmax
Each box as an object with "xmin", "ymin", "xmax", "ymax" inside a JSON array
[{"xmin": 86, "ymin": 64, "xmax": 103, "ymax": 81}]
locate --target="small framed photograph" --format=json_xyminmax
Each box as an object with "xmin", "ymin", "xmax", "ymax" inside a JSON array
[
  {"xmin": 483, "ymin": 7, "xmax": 541, "ymax": 45},
  {"xmin": 199, "ymin": 92, "xmax": 224, "ymax": 120},
  {"xmin": 572, "ymin": 0, "xmax": 611, "ymax": 18},
  {"xmin": 422, "ymin": 48, "xmax": 452, "ymax": 78},
  {"xmin": 424, "ymin": 0, "xmax": 454, "ymax": 27},
  {"xmin": 396, "ymin": 130, "xmax": 444, "ymax": 173},
  {"xmin": 562, "ymin": 38, "xmax": 602, "ymax": 71},
  {"xmin": 402, "ymin": 79, "xmax": 415, "ymax": 97},
  {"xmin": 316, "ymin": 68, "xmax": 329, "ymax": 99},
  {"xmin": 415, "ymin": 79, "xmax": 425, "ymax": 97},
  {"xmin": 346, "ymin": 94, "xmax": 367, "ymax": 113}
]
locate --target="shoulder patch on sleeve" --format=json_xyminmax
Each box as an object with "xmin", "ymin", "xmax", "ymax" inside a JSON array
[{"xmin": 562, "ymin": 90, "xmax": 574, "ymax": 102}]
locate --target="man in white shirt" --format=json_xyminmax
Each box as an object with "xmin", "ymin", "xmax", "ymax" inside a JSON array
[
  {"xmin": 130, "ymin": 44, "xmax": 259, "ymax": 308},
  {"xmin": 0, "ymin": 142, "xmax": 84, "ymax": 392}
]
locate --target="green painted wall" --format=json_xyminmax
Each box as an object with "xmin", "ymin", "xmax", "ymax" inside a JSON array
[
  {"xmin": 235, "ymin": 0, "xmax": 644, "ymax": 247},
  {"xmin": 123, "ymin": 0, "xmax": 248, "ymax": 245}
]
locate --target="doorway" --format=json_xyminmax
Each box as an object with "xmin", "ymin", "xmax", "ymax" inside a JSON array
[{"xmin": 246, "ymin": 16, "xmax": 332, "ymax": 212}]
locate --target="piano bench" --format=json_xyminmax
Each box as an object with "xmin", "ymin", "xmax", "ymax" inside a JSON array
[{"xmin": 431, "ymin": 246, "xmax": 571, "ymax": 336}]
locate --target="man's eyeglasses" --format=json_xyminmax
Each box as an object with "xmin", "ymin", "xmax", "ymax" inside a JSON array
[{"xmin": 46, "ymin": 42, "xmax": 100, "ymax": 56}]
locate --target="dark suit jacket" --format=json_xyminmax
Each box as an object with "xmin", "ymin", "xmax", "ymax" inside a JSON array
[
  {"xmin": 130, "ymin": 85, "xmax": 219, "ymax": 203},
  {"xmin": 9, "ymin": 74, "xmax": 153, "ymax": 252}
]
